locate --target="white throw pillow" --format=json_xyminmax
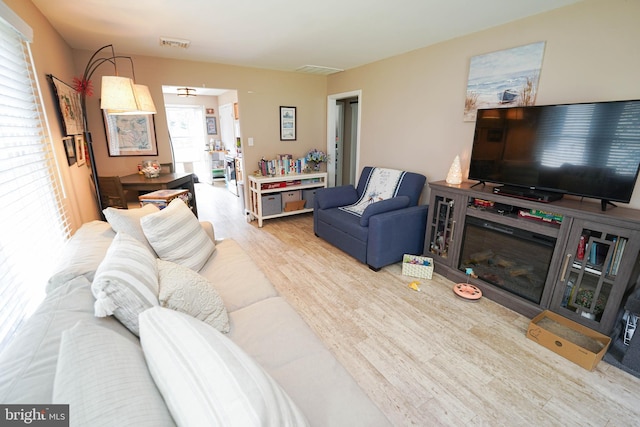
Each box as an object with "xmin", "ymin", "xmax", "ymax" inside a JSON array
[
  {"xmin": 103, "ymin": 204, "xmax": 159, "ymax": 253},
  {"xmin": 141, "ymin": 199, "xmax": 215, "ymax": 271},
  {"xmin": 157, "ymin": 259, "xmax": 229, "ymax": 333},
  {"xmin": 92, "ymin": 232, "xmax": 159, "ymax": 335},
  {"xmin": 53, "ymin": 322, "xmax": 175, "ymax": 426},
  {"xmin": 46, "ymin": 221, "xmax": 116, "ymax": 293},
  {"xmin": 139, "ymin": 307, "xmax": 309, "ymax": 427}
]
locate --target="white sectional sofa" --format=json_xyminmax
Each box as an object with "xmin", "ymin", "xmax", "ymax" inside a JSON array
[{"xmin": 0, "ymin": 201, "xmax": 389, "ymax": 426}]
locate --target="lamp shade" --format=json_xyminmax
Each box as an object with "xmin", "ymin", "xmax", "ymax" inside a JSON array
[
  {"xmin": 133, "ymin": 84, "xmax": 157, "ymax": 114},
  {"xmin": 100, "ymin": 75, "xmax": 138, "ymax": 112}
]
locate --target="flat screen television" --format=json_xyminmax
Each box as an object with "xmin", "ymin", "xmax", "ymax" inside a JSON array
[{"xmin": 469, "ymin": 100, "xmax": 640, "ymax": 209}]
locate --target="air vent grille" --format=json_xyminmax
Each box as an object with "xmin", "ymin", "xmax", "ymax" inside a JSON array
[
  {"xmin": 295, "ymin": 65, "xmax": 343, "ymax": 75},
  {"xmin": 159, "ymin": 37, "xmax": 191, "ymax": 49}
]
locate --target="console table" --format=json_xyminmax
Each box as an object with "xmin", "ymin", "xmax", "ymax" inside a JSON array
[
  {"xmin": 425, "ymin": 180, "xmax": 640, "ymax": 335},
  {"xmin": 120, "ymin": 172, "xmax": 198, "ymax": 217},
  {"xmin": 248, "ymin": 172, "xmax": 327, "ymax": 227}
]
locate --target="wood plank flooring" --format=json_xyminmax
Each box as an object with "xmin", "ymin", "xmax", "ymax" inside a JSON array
[{"xmin": 196, "ymin": 182, "xmax": 640, "ymax": 426}]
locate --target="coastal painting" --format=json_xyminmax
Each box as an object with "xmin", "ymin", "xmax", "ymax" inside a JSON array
[{"xmin": 464, "ymin": 41, "xmax": 546, "ymax": 122}]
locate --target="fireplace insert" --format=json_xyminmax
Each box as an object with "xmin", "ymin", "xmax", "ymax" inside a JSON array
[{"xmin": 458, "ymin": 216, "xmax": 556, "ymax": 304}]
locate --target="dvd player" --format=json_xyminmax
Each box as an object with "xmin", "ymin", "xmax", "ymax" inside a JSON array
[{"xmin": 493, "ymin": 185, "xmax": 563, "ymax": 203}]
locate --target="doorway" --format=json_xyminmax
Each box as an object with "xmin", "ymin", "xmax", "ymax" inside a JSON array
[
  {"xmin": 327, "ymin": 90, "xmax": 361, "ymax": 187},
  {"xmin": 161, "ymin": 86, "xmax": 239, "ymax": 186}
]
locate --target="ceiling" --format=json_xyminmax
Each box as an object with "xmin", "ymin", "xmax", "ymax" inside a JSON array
[{"xmin": 31, "ymin": 0, "xmax": 583, "ymax": 74}]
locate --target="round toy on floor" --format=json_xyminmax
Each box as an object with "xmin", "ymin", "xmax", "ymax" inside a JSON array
[
  {"xmin": 453, "ymin": 283, "xmax": 482, "ymax": 300},
  {"xmin": 454, "ymin": 267, "xmax": 482, "ymax": 300}
]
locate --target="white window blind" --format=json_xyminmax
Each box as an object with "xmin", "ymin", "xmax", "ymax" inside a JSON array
[{"xmin": 0, "ymin": 14, "xmax": 71, "ymax": 350}]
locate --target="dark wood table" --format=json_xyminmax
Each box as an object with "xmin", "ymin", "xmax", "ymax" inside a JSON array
[{"xmin": 120, "ymin": 172, "xmax": 198, "ymax": 216}]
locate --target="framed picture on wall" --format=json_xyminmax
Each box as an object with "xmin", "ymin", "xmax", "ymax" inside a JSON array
[
  {"xmin": 103, "ymin": 112, "xmax": 158, "ymax": 157},
  {"xmin": 206, "ymin": 116, "xmax": 217, "ymax": 135},
  {"xmin": 74, "ymin": 134, "xmax": 86, "ymax": 166},
  {"xmin": 49, "ymin": 75, "xmax": 84, "ymax": 136},
  {"xmin": 62, "ymin": 136, "xmax": 76, "ymax": 166},
  {"xmin": 280, "ymin": 106, "xmax": 296, "ymax": 141}
]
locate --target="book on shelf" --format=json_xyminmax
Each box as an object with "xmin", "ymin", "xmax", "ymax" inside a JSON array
[{"xmin": 258, "ymin": 156, "xmax": 308, "ymax": 176}]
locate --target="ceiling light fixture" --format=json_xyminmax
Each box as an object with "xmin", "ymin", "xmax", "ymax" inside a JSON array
[{"xmin": 177, "ymin": 87, "xmax": 197, "ymax": 97}]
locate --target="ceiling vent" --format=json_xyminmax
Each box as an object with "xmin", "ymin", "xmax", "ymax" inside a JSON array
[
  {"xmin": 295, "ymin": 65, "xmax": 343, "ymax": 75},
  {"xmin": 159, "ymin": 37, "xmax": 191, "ymax": 49}
]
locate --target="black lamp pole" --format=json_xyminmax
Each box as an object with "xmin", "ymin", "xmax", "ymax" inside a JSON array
[{"xmin": 77, "ymin": 44, "xmax": 121, "ymax": 216}]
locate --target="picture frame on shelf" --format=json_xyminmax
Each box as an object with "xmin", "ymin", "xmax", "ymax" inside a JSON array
[
  {"xmin": 279, "ymin": 106, "xmax": 296, "ymax": 141},
  {"xmin": 74, "ymin": 134, "xmax": 86, "ymax": 166},
  {"xmin": 206, "ymin": 116, "xmax": 217, "ymax": 135},
  {"xmin": 62, "ymin": 136, "xmax": 76, "ymax": 166},
  {"xmin": 103, "ymin": 111, "xmax": 158, "ymax": 157},
  {"xmin": 49, "ymin": 75, "xmax": 84, "ymax": 136}
]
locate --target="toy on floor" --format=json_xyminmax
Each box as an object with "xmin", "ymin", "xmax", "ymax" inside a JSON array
[
  {"xmin": 408, "ymin": 281, "xmax": 421, "ymax": 292},
  {"xmin": 453, "ymin": 268, "xmax": 482, "ymax": 301}
]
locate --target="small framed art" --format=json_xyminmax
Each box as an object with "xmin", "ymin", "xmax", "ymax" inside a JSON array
[
  {"xmin": 279, "ymin": 106, "xmax": 296, "ymax": 141},
  {"xmin": 74, "ymin": 134, "xmax": 86, "ymax": 166},
  {"xmin": 62, "ymin": 136, "xmax": 76, "ymax": 166},
  {"xmin": 206, "ymin": 116, "xmax": 217, "ymax": 135}
]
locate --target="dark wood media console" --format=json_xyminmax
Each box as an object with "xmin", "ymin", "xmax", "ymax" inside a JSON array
[{"xmin": 424, "ymin": 180, "xmax": 640, "ymax": 335}]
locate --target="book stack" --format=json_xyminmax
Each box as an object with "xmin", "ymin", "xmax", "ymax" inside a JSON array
[
  {"xmin": 139, "ymin": 189, "xmax": 190, "ymax": 210},
  {"xmin": 606, "ymin": 237, "xmax": 627, "ymax": 277},
  {"xmin": 258, "ymin": 154, "xmax": 308, "ymax": 176}
]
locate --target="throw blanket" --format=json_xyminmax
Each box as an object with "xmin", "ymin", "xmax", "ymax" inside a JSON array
[{"xmin": 339, "ymin": 168, "xmax": 406, "ymax": 216}]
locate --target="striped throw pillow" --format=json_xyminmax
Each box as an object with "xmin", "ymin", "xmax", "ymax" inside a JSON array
[
  {"xmin": 141, "ymin": 199, "xmax": 215, "ymax": 272},
  {"xmin": 92, "ymin": 232, "xmax": 159, "ymax": 335},
  {"xmin": 53, "ymin": 322, "xmax": 175, "ymax": 426},
  {"xmin": 139, "ymin": 307, "xmax": 309, "ymax": 427}
]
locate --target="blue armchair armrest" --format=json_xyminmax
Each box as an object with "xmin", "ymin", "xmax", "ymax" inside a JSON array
[
  {"xmin": 360, "ymin": 196, "xmax": 410, "ymax": 226},
  {"xmin": 366, "ymin": 204, "xmax": 429, "ymax": 270},
  {"xmin": 315, "ymin": 185, "xmax": 359, "ymax": 210}
]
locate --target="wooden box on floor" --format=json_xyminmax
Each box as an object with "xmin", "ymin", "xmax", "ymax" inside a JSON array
[
  {"xmin": 526, "ymin": 310, "xmax": 611, "ymax": 371},
  {"xmin": 139, "ymin": 189, "xmax": 189, "ymax": 210}
]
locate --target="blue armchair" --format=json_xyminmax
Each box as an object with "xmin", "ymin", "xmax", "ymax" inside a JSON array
[{"xmin": 314, "ymin": 166, "xmax": 428, "ymax": 271}]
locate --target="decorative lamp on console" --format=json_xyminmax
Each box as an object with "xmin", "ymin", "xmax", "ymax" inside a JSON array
[
  {"xmin": 74, "ymin": 44, "xmax": 157, "ymax": 214},
  {"xmin": 446, "ymin": 155, "xmax": 463, "ymax": 185}
]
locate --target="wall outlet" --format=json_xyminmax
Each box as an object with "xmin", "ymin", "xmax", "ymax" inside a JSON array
[{"xmin": 248, "ymin": 137, "xmax": 254, "ymax": 146}]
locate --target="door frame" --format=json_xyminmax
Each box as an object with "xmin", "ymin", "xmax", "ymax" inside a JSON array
[{"xmin": 327, "ymin": 90, "xmax": 361, "ymax": 187}]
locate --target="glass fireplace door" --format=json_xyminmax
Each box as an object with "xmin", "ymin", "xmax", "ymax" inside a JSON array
[{"xmin": 458, "ymin": 217, "xmax": 557, "ymax": 304}]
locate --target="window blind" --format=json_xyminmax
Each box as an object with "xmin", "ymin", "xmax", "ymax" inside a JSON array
[{"xmin": 0, "ymin": 15, "xmax": 71, "ymax": 350}]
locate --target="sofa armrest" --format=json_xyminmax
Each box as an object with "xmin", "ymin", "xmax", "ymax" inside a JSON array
[
  {"xmin": 367, "ymin": 205, "xmax": 429, "ymax": 269},
  {"xmin": 315, "ymin": 185, "xmax": 358, "ymax": 210},
  {"xmin": 200, "ymin": 221, "xmax": 215, "ymax": 242},
  {"xmin": 360, "ymin": 196, "xmax": 410, "ymax": 226}
]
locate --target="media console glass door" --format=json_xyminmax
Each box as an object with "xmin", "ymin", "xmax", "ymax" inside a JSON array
[{"xmin": 551, "ymin": 219, "xmax": 640, "ymax": 334}]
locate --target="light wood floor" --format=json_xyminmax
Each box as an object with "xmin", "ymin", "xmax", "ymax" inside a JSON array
[{"xmin": 196, "ymin": 182, "xmax": 640, "ymax": 426}]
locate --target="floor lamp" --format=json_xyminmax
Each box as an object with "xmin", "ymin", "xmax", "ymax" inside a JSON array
[{"xmin": 75, "ymin": 44, "xmax": 156, "ymax": 216}]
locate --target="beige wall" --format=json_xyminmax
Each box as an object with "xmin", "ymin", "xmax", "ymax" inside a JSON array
[
  {"xmin": 73, "ymin": 51, "xmax": 328, "ymax": 210},
  {"xmin": 327, "ymin": 0, "xmax": 640, "ymax": 209},
  {"xmin": 5, "ymin": 0, "xmax": 98, "ymax": 230}
]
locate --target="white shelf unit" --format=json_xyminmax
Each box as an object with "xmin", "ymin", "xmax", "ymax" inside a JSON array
[{"xmin": 248, "ymin": 172, "xmax": 327, "ymax": 227}]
